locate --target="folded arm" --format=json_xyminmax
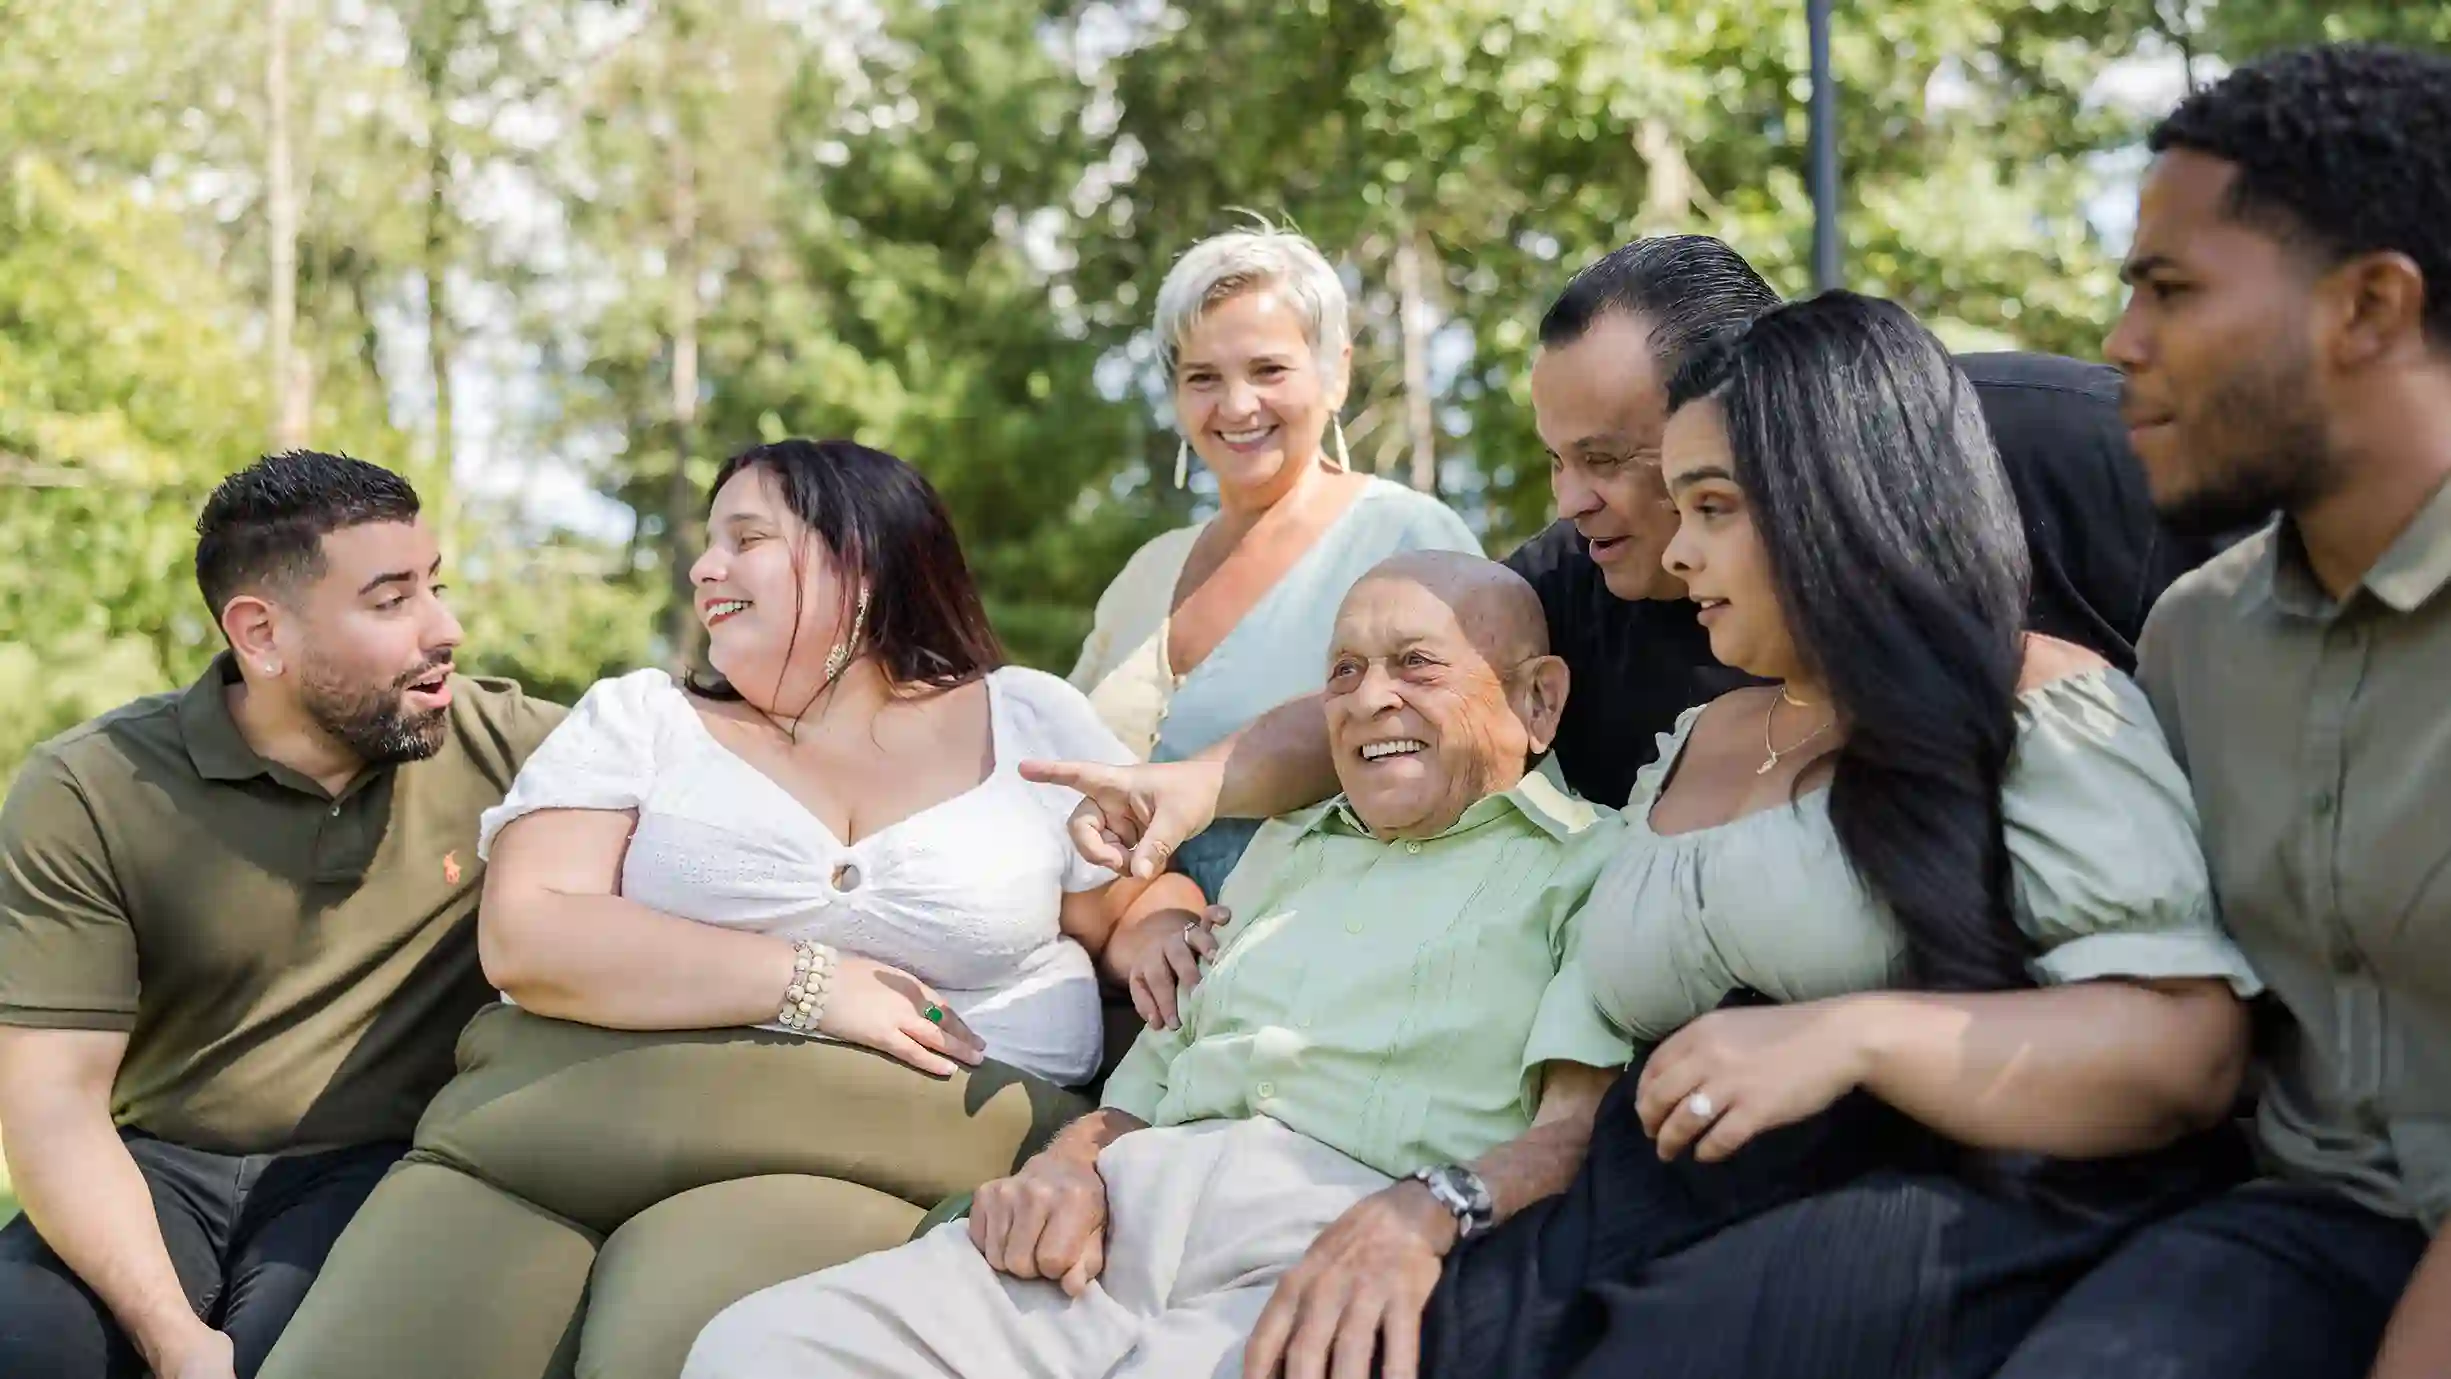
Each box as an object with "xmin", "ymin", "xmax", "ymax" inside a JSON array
[
  {"xmin": 1639, "ymin": 977, "xmax": 2249, "ymax": 1164},
  {"xmin": 0, "ymin": 1027, "xmax": 230, "ymax": 1377},
  {"xmin": 477, "ymin": 807, "xmax": 803, "ymax": 1030},
  {"xmin": 1845, "ymin": 976, "xmax": 2247, "ymax": 1156}
]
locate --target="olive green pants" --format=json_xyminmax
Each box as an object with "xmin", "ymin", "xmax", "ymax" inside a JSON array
[{"xmin": 259, "ymin": 1004, "xmax": 1091, "ymax": 1379}]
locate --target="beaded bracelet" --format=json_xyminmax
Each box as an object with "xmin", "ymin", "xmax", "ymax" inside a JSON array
[{"xmin": 777, "ymin": 938, "xmax": 836, "ymax": 1033}]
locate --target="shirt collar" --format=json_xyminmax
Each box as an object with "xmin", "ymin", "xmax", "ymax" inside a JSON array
[
  {"xmin": 1294, "ymin": 754, "xmax": 1597, "ymax": 846},
  {"xmin": 178, "ymin": 650, "xmax": 273, "ymax": 782},
  {"xmin": 2251, "ymin": 476, "xmax": 2451, "ymax": 620},
  {"xmin": 2363, "ymin": 475, "xmax": 2451, "ymax": 614}
]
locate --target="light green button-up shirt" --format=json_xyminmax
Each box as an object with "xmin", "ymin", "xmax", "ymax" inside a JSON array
[
  {"xmin": 1100, "ymin": 757, "xmax": 1634, "ymax": 1180},
  {"xmin": 2139, "ymin": 474, "xmax": 2451, "ymax": 1228}
]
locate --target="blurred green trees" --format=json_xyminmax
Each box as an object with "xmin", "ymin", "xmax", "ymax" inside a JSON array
[{"xmin": 1, "ymin": 0, "xmax": 2436, "ymax": 787}]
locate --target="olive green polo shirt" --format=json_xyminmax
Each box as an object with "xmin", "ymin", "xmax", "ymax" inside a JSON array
[
  {"xmin": 2138, "ymin": 474, "xmax": 2451, "ymax": 1229},
  {"xmin": 1100, "ymin": 757, "xmax": 1634, "ymax": 1180},
  {"xmin": 0, "ymin": 652, "xmax": 563, "ymax": 1155}
]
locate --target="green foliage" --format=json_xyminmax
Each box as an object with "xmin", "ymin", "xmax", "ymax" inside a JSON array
[
  {"xmin": 14, "ymin": 0, "xmax": 2368, "ymax": 783},
  {"xmin": 0, "ymin": 155, "xmax": 266, "ymax": 786},
  {"xmin": 2204, "ymin": 1, "xmax": 2451, "ymax": 55}
]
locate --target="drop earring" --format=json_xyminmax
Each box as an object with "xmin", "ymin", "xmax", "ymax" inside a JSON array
[
  {"xmin": 821, "ymin": 586, "xmax": 872, "ymax": 688},
  {"xmin": 1330, "ymin": 417, "xmax": 1352, "ymax": 472},
  {"xmin": 1173, "ymin": 439, "xmax": 1190, "ymax": 490}
]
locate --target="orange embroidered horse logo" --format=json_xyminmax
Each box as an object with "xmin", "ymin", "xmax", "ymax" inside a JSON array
[{"xmin": 443, "ymin": 851, "xmax": 463, "ymax": 885}]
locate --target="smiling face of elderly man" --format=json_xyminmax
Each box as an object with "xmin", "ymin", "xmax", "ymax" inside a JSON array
[{"xmin": 1322, "ymin": 551, "xmax": 1572, "ymax": 839}]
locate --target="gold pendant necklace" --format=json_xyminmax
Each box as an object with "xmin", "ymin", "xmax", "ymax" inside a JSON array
[{"xmin": 1758, "ymin": 687, "xmax": 1833, "ymax": 776}]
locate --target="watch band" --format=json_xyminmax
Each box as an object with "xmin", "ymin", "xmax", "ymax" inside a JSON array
[{"xmin": 1410, "ymin": 1163, "xmax": 1496, "ymax": 1239}]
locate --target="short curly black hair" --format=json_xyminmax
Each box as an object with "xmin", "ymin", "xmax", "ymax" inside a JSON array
[
  {"xmin": 194, "ymin": 450, "xmax": 422, "ymax": 626},
  {"xmin": 2149, "ymin": 43, "xmax": 2451, "ymax": 347}
]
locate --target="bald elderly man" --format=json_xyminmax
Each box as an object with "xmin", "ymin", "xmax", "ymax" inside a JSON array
[{"xmin": 682, "ymin": 552, "xmax": 1636, "ymax": 1379}]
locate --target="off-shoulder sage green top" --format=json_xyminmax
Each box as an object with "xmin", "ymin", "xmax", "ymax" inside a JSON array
[{"xmin": 1556, "ymin": 667, "xmax": 2264, "ymax": 1049}]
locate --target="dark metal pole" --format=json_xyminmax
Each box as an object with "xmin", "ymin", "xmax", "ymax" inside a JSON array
[{"xmin": 1808, "ymin": 0, "xmax": 1840, "ymax": 292}]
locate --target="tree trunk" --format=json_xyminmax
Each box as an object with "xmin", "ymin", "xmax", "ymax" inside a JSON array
[
  {"xmin": 661, "ymin": 135, "xmax": 706, "ymax": 671},
  {"xmin": 1637, "ymin": 118, "xmax": 1695, "ymax": 229},
  {"xmin": 266, "ymin": 0, "xmax": 307, "ymax": 449},
  {"xmin": 421, "ymin": 25, "xmax": 456, "ymax": 529},
  {"xmin": 1393, "ymin": 227, "xmax": 1437, "ymax": 495}
]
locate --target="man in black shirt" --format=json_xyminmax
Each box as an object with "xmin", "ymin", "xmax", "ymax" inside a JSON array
[
  {"xmin": 1502, "ymin": 239, "xmax": 2209, "ymax": 803},
  {"xmin": 1023, "ymin": 234, "xmax": 2215, "ymax": 865}
]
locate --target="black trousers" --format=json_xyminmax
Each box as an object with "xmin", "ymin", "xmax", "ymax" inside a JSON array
[
  {"xmin": 1995, "ymin": 1179, "xmax": 2427, "ymax": 1379},
  {"xmin": 1419, "ymin": 1062, "xmax": 2248, "ymax": 1379},
  {"xmin": 0, "ymin": 1131, "xmax": 405, "ymax": 1379}
]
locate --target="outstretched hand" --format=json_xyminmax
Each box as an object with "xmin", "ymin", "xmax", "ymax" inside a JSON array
[{"xmin": 1018, "ymin": 757, "xmax": 1226, "ymax": 881}]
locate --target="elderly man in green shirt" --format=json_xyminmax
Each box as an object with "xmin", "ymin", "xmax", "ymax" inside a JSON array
[{"xmin": 683, "ymin": 551, "xmax": 1632, "ymax": 1379}]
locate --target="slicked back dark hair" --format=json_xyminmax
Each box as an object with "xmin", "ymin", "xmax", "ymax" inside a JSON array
[
  {"xmin": 1667, "ymin": 292, "xmax": 2037, "ymax": 993},
  {"xmin": 2151, "ymin": 42, "xmax": 2451, "ymax": 347},
  {"xmin": 688, "ymin": 439, "xmax": 1004, "ymax": 707},
  {"xmin": 194, "ymin": 450, "xmax": 423, "ymax": 629},
  {"xmin": 1539, "ymin": 235, "xmax": 1783, "ymax": 376}
]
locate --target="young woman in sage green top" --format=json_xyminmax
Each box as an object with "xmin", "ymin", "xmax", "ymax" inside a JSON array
[{"xmin": 1417, "ymin": 293, "xmax": 2265, "ymax": 1379}]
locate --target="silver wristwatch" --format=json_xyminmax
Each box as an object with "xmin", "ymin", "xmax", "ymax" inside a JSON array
[{"xmin": 1409, "ymin": 1163, "xmax": 1496, "ymax": 1240}]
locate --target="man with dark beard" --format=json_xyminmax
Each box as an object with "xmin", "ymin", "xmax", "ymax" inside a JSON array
[
  {"xmin": 0, "ymin": 451, "xmax": 561, "ymax": 1379},
  {"xmin": 1993, "ymin": 43, "xmax": 2451, "ymax": 1379}
]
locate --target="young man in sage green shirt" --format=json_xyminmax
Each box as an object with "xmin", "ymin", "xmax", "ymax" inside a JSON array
[
  {"xmin": 0, "ymin": 453, "xmax": 562, "ymax": 1379},
  {"xmin": 684, "ymin": 551, "xmax": 1633, "ymax": 1379},
  {"xmin": 1994, "ymin": 45, "xmax": 2451, "ymax": 1379}
]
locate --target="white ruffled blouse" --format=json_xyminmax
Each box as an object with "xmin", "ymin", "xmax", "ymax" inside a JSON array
[{"xmin": 475, "ymin": 665, "xmax": 1131, "ymax": 1086}]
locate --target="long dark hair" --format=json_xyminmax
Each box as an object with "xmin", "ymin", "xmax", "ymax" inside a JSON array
[
  {"xmin": 1667, "ymin": 292, "xmax": 2036, "ymax": 993},
  {"xmin": 686, "ymin": 439, "xmax": 1004, "ymax": 711}
]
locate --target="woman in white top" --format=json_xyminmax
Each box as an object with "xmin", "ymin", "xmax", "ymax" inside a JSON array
[
  {"xmin": 1069, "ymin": 224, "xmax": 1480, "ymax": 900},
  {"xmin": 260, "ymin": 439, "xmax": 1205, "ymax": 1379},
  {"xmin": 477, "ymin": 439, "xmax": 1197, "ymax": 1083}
]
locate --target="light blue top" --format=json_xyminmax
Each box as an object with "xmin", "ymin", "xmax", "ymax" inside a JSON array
[{"xmin": 1145, "ymin": 478, "xmax": 1479, "ymax": 896}]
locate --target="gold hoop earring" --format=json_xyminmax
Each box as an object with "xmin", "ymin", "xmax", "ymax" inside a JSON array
[
  {"xmin": 1174, "ymin": 439, "xmax": 1190, "ymax": 490},
  {"xmin": 1330, "ymin": 417, "xmax": 1351, "ymax": 472}
]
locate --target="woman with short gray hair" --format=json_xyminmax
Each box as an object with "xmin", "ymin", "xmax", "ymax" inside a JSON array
[{"xmin": 1070, "ymin": 223, "xmax": 1478, "ymax": 906}]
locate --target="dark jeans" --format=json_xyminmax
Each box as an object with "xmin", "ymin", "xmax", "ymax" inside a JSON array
[
  {"xmin": 1995, "ymin": 1179, "xmax": 2428, "ymax": 1379},
  {"xmin": 0, "ymin": 1131, "xmax": 405, "ymax": 1379}
]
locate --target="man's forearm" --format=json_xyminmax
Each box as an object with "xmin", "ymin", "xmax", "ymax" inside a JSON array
[
  {"xmin": 1466, "ymin": 1062, "xmax": 1616, "ymax": 1225},
  {"xmin": 1039, "ymin": 1106, "xmax": 1151, "ymax": 1169},
  {"xmin": 1192, "ymin": 693, "xmax": 1341, "ymax": 820},
  {"xmin": 5, "ymin": 1112, "xmax": 208, "ymax": 1365}
]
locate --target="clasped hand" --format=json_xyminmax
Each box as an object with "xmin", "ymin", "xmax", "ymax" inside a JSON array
[{"xmin": 970, "ymin": 1151, "xmax": 1110, "ymax": 1298}]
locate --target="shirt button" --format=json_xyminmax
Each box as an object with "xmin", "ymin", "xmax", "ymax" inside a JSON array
[
  {"xmin": 329, "ymin": 804, "xmax": 342, "ymax": 817},
  {"xmin": 2313, "ymin": 790, "xmax": 2336, "ymax": 816},
  {"xmin": 1255, "ymin": 1081, "xmax": 1275, "ymax": 1099},
  {"xmin": 1405, "ymin": 841, "xmax": 1422, "ymax": 854}
]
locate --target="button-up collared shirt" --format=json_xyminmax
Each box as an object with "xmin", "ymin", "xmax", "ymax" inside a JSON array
[
  {"xmin": 2139, "ymin": 474, "xmax": 2451, "ymax": 1227},
  {"xmin": 1100, "ymin": 758, "xmax": 1633, "ymax": 1180},
  {"xmin": 0, "ymin": 653, "xmax": 562, "ymax": 1153}
]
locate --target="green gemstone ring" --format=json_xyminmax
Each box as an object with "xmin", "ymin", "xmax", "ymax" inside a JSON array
[{"xmin": 924, "ymin": 1004, "xmax": 945, "ymax": 1024}]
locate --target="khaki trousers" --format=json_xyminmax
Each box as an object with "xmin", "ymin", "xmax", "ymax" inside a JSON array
[
  {"xmin": 682, "ymin": 1116, "xmax": 1394, "ymax": 1379},
  {"xmin": 260, "ymin": 1005, "xmax": 1089, "ymax": 1379}
]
